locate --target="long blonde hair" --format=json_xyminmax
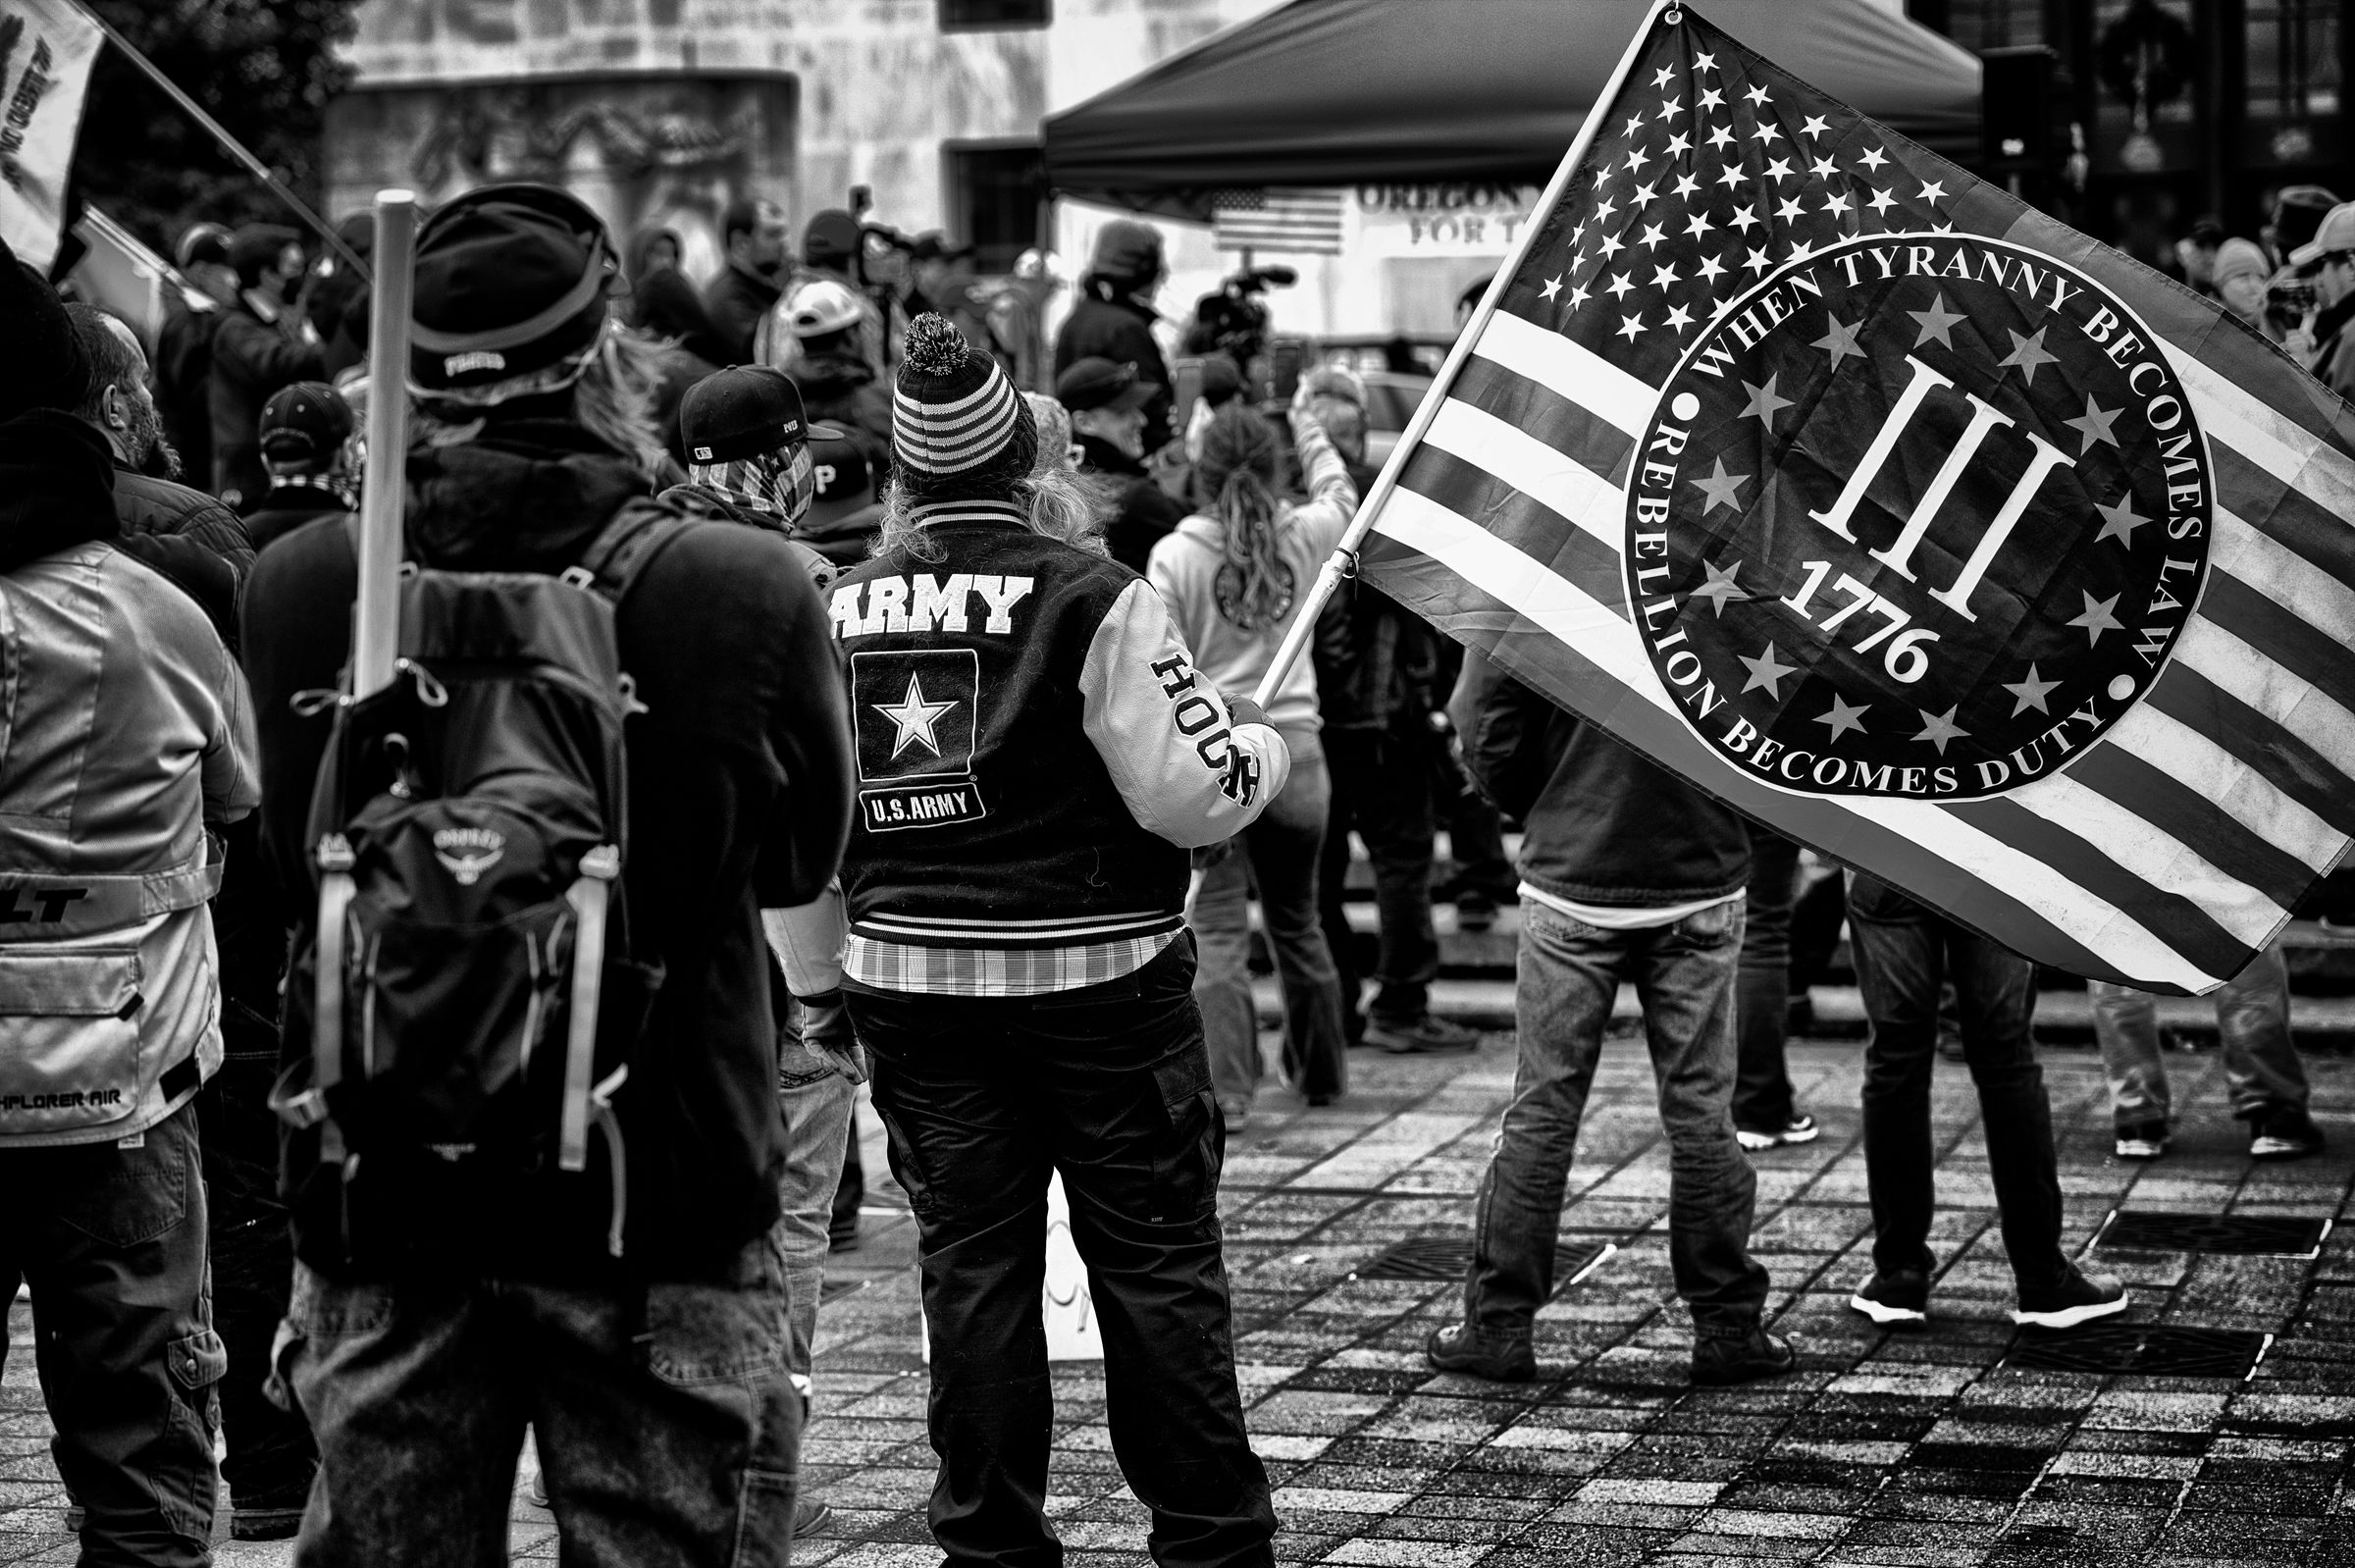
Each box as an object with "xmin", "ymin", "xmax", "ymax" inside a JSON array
[
  {"xmin": 874, "ymin": 463, "xmax": 1109, "ymax": 563},
  {"xmin": 411, "ymin": 321, "xmax": 670, "ymax": 481},
  {"xmin": 1195, "ymin": 402, "xmax": 1292, "ymax": 632}
]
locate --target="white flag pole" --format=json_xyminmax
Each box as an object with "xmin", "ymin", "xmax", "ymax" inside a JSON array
[
  {"xmin": 351, "ymin": 189, "xmax": 418, "ymax": 699},
  {"xmin": 1249, "ymin": 0, "xmax": 1681, "ymax": 709}
]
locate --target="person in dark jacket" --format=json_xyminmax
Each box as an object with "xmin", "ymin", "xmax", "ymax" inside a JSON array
[
  {"xmin": 1054, "ymin": 219, "xmax": 1174, "ymax": 454},
  {"xmin": 836, "ymin": 314, "xmax": 1285, "ymax": 1567},
  {"xmin": 241, "ymin": 382, "xmax": 357, "ymax": 556},
  {"xmin": 1059, "ymin": 355, "xmax": 1183, "ymax": 572},
  {"xmin": 658, "ymin": 363, "xmax": 816, "ymax": 536},
  {"xmin": 66, "ymin": 303, "xmax": 255, "ymax": 577},
  {"xmin": 240, "ymin": 183, "xmax": 856, "ymax": 1566},
  {"xmin": 1426, "ymin": 651, "xmax": 1792, "ymax": 1388},
  {"xmin": 704, "ymin": 195, "xmax": 790, "ymax": 364},
  {"xmin": 210, "ymin": 224, "xmax": 327, "ymax": 511},
  {"xmin": 628, "ymin": 225, "xmax": 732, "ymax": 367},
  {"xmin": 156, "ymin": 223, "xmax": 236, "ymax": 489},
  {"xmin": 780, "ymin": 278, "xmax": 895, "ymax": 480},
  {"xmin": 796, "ymin": 419, "xmax": 883, "ymax": 568}
]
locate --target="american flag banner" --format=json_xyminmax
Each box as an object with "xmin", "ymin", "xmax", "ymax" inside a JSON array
[
  {"xmin": 1212, "ymin": 187, "xmax": 1345, "ymax": 254},
  {"xmin": 1352, "ymin": 1, "xmax": 2355, "ymax": 994}
]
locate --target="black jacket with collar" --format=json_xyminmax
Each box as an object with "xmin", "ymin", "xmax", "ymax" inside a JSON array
[
  {"xmin": 242, "ymin": 418, "xmax": 856, "ymax": 1281},
  {"xmin": 209, "ymin": 296, "xmax": 325, "ymax": 509},
  {"xmin": 111, "ymin": 458, "xmax": 254, "ymax": 578},
  {"xmin": 1451, "ymin": 649, "xmax": 1749, "ymax": 909},
  {"xmin": 1055, "ymin": 291, "xmax": 1174, "ymax": 453},
  {"xmin": 1074, "ymin": 432, "xmax": 1184, "ymax": 573},
  {"xmin": 704, "ymin": 265, "xmax": 783, "ymax": 366}
]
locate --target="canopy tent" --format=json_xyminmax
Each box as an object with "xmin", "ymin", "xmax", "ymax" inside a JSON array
[{"xmin": 1043, "ymin": 0, "xmax": 1982, "ymax": 221}]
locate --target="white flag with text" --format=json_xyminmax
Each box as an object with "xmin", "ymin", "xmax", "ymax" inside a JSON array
[{"xmin": 0, "ymin": 0, "xmax": 101, "ymax": 272}]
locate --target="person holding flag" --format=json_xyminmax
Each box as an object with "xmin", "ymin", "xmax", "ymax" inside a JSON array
[{"xmin": 1220, "ymin": 0, "xmax": 2355, "ymax": 1357}]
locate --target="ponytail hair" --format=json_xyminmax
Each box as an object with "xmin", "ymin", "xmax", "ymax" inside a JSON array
[{"xmin": 1194, "ymin": 402, "xmax": 1293, "ymax": 632}]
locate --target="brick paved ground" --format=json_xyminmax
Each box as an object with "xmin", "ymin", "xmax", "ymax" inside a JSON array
[{"xmin": 8, "ymin": 1028, "xmax": 2355, "ymax": 1566}]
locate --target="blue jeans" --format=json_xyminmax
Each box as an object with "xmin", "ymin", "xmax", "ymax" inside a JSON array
[
  {"xmin": 1846, "ymin": 874, "xmax": 2067, "ymax": 1290},
  {"xmin": 1464, "ymin": 895, "xmax": 1769, "ymax": 1342},
  {"xmin": 0, "ymin": 1101, "xmax": 224, "ymax": 1567},
  {"xmin": 2090, "ymin": 942, "xmax": 2308, "ymax": 1126},
  {"xmin": 280, "ymin": 1237, "xmax": 800, "ymax": 1568},
  {"xmin": 1188, "ymin": 743, "xmax": 1346, "ymax": 1103},
  {"xmin": 775, "ymin": 1027, "xmax": 856, "ymax": 1399}
]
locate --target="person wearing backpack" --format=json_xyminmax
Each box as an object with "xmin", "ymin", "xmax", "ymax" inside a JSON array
[
  {"xmin": 832, "ymin": 314, "xmax": 1287, "ymax": 1566},
  {"xmin": 0, "ymin": 235, "xmax": 261, "ymax": 1568},
  {"xmin": 240, "ymin": 183, "xmax": 856, "ymax": 1568}
]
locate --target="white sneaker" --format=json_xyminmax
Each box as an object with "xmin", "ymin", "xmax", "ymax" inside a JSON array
[{"xmin": 1737, "ymin": 1113, "xmax": 1819, "ymax": 1151}]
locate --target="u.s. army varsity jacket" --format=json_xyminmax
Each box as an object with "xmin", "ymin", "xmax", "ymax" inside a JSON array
[{"xmin": 828, "ymin": 501, "xmax": 1292, "ymax": 996}]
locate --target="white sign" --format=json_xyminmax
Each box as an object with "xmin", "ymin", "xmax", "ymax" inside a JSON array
[
  {"xmin": 0, "ymin": 0, "xmax": 102, "ymax": 272},
  {"xmin": 1353, "ymin": 183, "xmax": 1543, "ymax": 260}
]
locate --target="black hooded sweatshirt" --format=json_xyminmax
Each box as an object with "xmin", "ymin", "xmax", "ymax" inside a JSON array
[{"xmin": 241, "ymin": 418, "xmax": 857, "ymax": 1281}]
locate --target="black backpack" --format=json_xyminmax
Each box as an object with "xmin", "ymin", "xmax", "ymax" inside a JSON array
[{"xmin": 273, "ymin": 504, "xmax": 691, "ymax": 1263}]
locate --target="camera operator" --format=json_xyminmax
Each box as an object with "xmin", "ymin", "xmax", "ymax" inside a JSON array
[{"xmin": 1056, "ymin": 220, "xmax": 1174, "ymax": 454}]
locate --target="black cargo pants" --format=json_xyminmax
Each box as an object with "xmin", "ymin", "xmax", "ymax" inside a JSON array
[
  {"xmin": 0, "ymin": 1101, "xmax": 224, "ymax": 1567},
  {"xmin": 847, "ymin": 938, "xmax": 1276, "ymax": 1568}
]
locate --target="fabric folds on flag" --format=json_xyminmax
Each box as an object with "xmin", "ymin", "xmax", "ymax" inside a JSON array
[
  {"xmin": 0, "ymin": 0, "xmax": 102, "ymax": 272},
  {"xmin": 1212, "ymin": 187, "xmax": 1345, "ymax": 255},
  {"xmin": 1359, "ymin": 2, "xmax": 2355, "ymax": 994}
]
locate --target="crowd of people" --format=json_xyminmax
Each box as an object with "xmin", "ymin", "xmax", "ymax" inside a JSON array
[{"xmin": 0, "ymin": 179, "xmax": 2337, "ymax": 1568}]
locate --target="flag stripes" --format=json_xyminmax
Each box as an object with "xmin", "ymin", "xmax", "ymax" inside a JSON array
[
  {"xmin": 1210, "ymin": 188, "xmax": 1344, "ymax": 254},
  {"xmin": 1371, "ymin": 295, "xmax": 2355, "ymax": 990},
  {"xmin": 1360, "ymin": 497, "xmax": 2205, "ymax": 990}
]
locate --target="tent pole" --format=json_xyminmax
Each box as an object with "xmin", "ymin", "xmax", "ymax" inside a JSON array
[{"xmin": 1249, "ymin": 0, "xmax": 1681, "ymax": 709}]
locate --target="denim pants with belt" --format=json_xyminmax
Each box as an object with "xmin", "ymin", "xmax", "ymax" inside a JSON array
[{"xmin": 1463, "ymin": 895, "xmax": 1770, "ymax": 1344}]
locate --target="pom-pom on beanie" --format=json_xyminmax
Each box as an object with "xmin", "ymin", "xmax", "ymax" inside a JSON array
[{"xmin": 892, "ymin": 313, "xmax": 1037, "ymax": 501}]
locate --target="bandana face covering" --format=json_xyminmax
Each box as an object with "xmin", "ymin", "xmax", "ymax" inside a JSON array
[{"xmin": 689, "ymin": 443, "xmax": 814, "ymax": 527}]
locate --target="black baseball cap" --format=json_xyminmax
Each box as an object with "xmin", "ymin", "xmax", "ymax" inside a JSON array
[
  {"xmin": 259, "ymin": 382, "xmax": 354, "ymax": 463},
  {"xmin": 1056, "ymin": 356, "xmax": 1151, "ymax": 414},
  {"xmin": 804, "ymin": 209, "xmax": 862, "ymax": 268},
  {"xmin": 680, "ymin": 365, "xmax": 808, "ymax": 464},
  {"xmin": 803, "ymin": 422, "xmax": 881, "ymax": 531},
  {"xmin": 229, "ymin": 224, "xmax": 300, "ymax": 276},
  {"xmin": 909, "ymin": 231, "xmax": 975, "ymax": 263}
]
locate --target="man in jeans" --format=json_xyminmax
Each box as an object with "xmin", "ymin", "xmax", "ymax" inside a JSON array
[
  {"xmin": 1843, "ymin": 876, "xmax": 2127, "ymax": 1331},
  {"xmin": 2091, "ymin": 941, "xmax": 2323, "ymax": 1161},
  {"xmin": 1427, "ymin": 653, "xmax": 1789, "ymax": 1386}
]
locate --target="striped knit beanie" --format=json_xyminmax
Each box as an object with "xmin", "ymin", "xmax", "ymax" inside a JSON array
[{"xmin": 893, "ymin": 313, "xmax": 1037, "ymax": 501}]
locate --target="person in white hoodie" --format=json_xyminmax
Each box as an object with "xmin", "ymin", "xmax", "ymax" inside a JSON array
[{"xmin": 1149, "ymin": 390, "xmax": 1356, "ymax": 1122}]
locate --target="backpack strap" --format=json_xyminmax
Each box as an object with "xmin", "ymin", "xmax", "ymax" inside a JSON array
[{"xmin": 562, "ymin": 499, "xmax": 702, "ymax": 609}]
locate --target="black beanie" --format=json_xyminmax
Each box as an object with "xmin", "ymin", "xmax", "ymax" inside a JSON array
[
  {"xmin": 891, "ymin": 313, "xmax": 1037, "ymax": 502},
  {"xmin": 0, "ymin": 232, "xmax": 90, "ymax": 423},
  {"xmin": 411, "ymin": 183, "xmax": 616, "ymax": 394}
]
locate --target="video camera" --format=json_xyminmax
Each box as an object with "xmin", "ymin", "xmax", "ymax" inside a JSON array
[{"xmin": 1185, "ymin": 262, "xmax": 1298, "ymax": 366}]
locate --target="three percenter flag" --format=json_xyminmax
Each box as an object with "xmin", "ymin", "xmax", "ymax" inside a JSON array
[{"xmin": 1359, "ymin": 2, "xmax": 2355, "ymax": 994}]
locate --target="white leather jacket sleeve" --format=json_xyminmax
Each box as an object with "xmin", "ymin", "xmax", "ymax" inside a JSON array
[{"xmin": 1077, "ymin": 578, "xmax": 1290, "ymax": 849}]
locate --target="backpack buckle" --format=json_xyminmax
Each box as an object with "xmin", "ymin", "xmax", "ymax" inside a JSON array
[
  {"xmin": 580, "ymin": 844, "xmax": 621, "ymax": 881},
  {"xmin": 316, "ymin": 833, "xmax": 355, "ymax": 872},
  {"xmin": 559, "ymin": 565, "xmax": 597, "ymax": 591}
]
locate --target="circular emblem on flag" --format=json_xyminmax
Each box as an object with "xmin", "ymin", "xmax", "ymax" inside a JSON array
[{"xmin": 1624, "ymin": 232, "xmax": 2214, "ymax": 801}]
